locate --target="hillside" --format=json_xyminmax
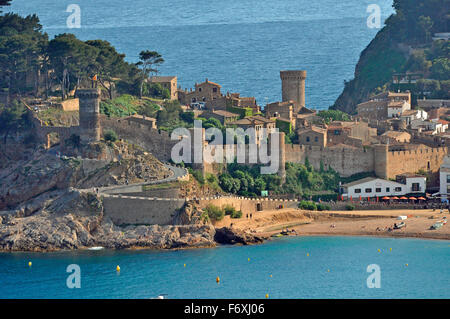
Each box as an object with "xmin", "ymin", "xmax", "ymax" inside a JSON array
[{"xmin": 333, "ymin": 0, "xmax": 449, "ymax": 113}]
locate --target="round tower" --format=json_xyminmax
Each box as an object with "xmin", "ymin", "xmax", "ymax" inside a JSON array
[
  {"xmin": 280, "ymin": 70, "xmax": 306, "ymax": 110},
  {"xmin": 76, "ymin": 88, "xmax": 101, "ymax": 143}
]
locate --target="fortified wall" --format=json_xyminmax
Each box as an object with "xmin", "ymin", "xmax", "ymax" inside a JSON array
[
  {"xmin": 102, "ymin": 194, "xmax": 300, "ymax": 226},
  {"xmin": 284, "ymin": 144, "xmax": 375, "ymax": 177},
  {"xmin": 101, "ymin": 116, "xmax": 177, "ymax": 162}
]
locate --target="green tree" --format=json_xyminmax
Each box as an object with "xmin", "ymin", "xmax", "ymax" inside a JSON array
[
  {"xmin": 86, "ymin": 40, "xmax": 134, "ymax": 99},
  {"xmin": 0, "ymin": 100, "xmax": 28, "ymax": 143},
  {"xmin": 48, "ymin": 34, "xmax": 99, "ymax": 100},
  {"xmin": 430, "ymin": 58, "xmax": 450, "ymax": 81},
  {"xmin": 418, "ymin": 16, "xmax": 433, "ymax": 43},
  {"xmin": 136, "ymin": 50, "xmax": 164, "ymax": 98},
  {"xmin": 0, "ymin": 14, "xmax": 47, "ymax": 96}
]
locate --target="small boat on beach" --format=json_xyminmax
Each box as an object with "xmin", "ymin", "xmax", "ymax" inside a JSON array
[
  {"xmin": 393, "ymin": 222, "xmax": 406, "ymax": 229},
  {"xmin": 430, "ymin": 222, "xmax": 443, "ymax": 230},
  {"xmin": 88, "ymin": 246, "xmax": 104, "ymax": 251}
]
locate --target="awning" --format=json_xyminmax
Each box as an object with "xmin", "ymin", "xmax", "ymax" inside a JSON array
[
  {"xmin": 382, "ymin": 196, "xmax": 390, "ymax": 200},
  {"xmin": 400, "ymin": 196, "xmax": 408, "ymax": 200},
  {"xmin": 392, "ymin": 196, "xmax": 399, "ymax": 200},
  {"xmin": 418, "ymin": 197, "xmax": 426, "ymax": 200},
  {"xmin": 409, "ymin": 197, "xmax": 417, "ymax": 200}
]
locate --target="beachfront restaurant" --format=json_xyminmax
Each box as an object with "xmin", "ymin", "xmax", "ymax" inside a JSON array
[{"xmin": 340, "ymin": 176, "xmax": 426, "ymax": 200}]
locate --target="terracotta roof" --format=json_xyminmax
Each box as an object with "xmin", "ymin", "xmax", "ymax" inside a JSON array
[
  {"xmin": 149, "ymin": 76, "xmax": 176, "ymax": 82},
  {"xmin": 199, "ymin": 79, "xmax": 221, "ymax": 88},
  {"xmin": 212, "ymin": 110, "xmax": 240, "ymax": 118}
]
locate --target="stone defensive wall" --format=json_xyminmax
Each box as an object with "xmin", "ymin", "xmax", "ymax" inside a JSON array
[
  {"xmin": 284, "ymin": 144, "xmax": 375, "ymax": 177},
  {"xmin": 101, "ymin": 115, "xmax": 178, "ymax": 162},
  {"xmin": 195, "ymin": 196, "xmax": 299, "ymax": 214},
  {"xmin": 102, "ymin": 194, "xmax": 186, "ymax": 226},
  {"xmin": 101, "ymin": 193, "xmax": 300, "ymax": 226},
  {"xmin": 386, "ymin": 145, "xmax": 448, "ymax": 180}
]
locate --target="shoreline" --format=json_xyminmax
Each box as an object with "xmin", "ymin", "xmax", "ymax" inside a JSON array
[
  {"xmin": 0, "ymin": 232, "xmax": 447, "ymax": 254},
  {"xmin": 1, "ymin": 208, "xmax": 448, "ymax": 253}
]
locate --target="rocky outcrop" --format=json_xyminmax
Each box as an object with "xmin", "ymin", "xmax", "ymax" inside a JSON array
[
  {"xmin": 0, "ymin": 190, "xmax": 216, "ymax": 251},
  {"xmin": 214, "ymin": 227, "xmax": 265, "ymax": 245}
]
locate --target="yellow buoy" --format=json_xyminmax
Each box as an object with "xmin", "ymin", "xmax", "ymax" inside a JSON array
[
  {"xmin": 183, "ymin": 263, "xmax": 186, "ymax": 267},
  {"xmin": 390, "ymin": 248, "xmax": 392, "ymax": 251},
  {"xmin": 216, "ymin": 276, "xmax": 220, "ymax": 283},
  {"xmin": 116, "ymin": 265, "xmax": 120, "ymax": 272},
  {"xmin": 378, "ymin": 249, "xmax": 381, "ymax": 253},
  {"xmin": 265, "ymin": 293, "xmax": 269, "ymax": 299},
  {"xmin": 306, "ymin": 253, "xmax": 309, "ymax": 257},
  {"xmin": 405, "ymin": 263, "xmax": 408, "ymax": 267},
  {"xmin": 28, "ymin": 261, "xmax": 32, "ymax": 267},
  {"xmin": 248, "ymin": 258, "xmax": 250, "ymax": 262},
  {"xmin": 327, "ymin": 269, "xmax": 330, "ymax": 272},
  {"xmin": 269, "ymin": 274, "xmax": 272, "ymax": 278}
]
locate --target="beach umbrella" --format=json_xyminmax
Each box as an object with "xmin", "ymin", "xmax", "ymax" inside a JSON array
[
  {"xmin": 400, "ymin": 196, "xmax": 408, "ymax": 200},
  {"xmin": 409, "ymin": 197, "xmax": 417, "ymax": 200},
  {"xmin": 392, "ymin": 196, "xmax": 399, "ymax": 200},
  {"xmin": 382, "ymin": 196, "xmax": 390, "ymax": 200},
  {"xmin": 418, "ymin": 196, "xmax": 426, "ymax": 200}
]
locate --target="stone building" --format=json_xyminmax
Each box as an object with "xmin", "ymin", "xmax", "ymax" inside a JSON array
[
  {"xmin": 148, "ymin": 76, "xmax": 178, "ymax": 100},
  {"xmin": 357, "ymin": 91, "xmax": 411, "ymax": 120},
  {"xmin": 178, "ymin": 78, "xmax": 222, "ymax": 108},
  {"xmin": 228, "ymin": 116, "xmax": 276, "ymax": 145},
  {"xmin": 381, "ymin": 131, "xmax": 411, "ymax": 144},
  {"xmin": 296, "ymin": 126, "xmax": 327, "ymax": 147},
  {"xmin": 27, "ymin": 88, "xmax": 102, "ymax": 149},
  {"xmin": 178, "ymin": 79, "xmax": 259, "ymax": 112},
  {"xmin": 201, "ymin": 110, "xmax": 240, "ymax": 125},
  {"xmin": 280, "ymin": 70, "xmax": 306, "ymax": 112},
  {"xmin": 326, "ymin": 121, "xmax": 377, "ymax": 147}
]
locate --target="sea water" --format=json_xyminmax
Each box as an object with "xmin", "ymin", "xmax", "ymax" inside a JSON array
[
  {"xmin": 0, "ymin": 236, "xmax": 448, "ymax": 299},
  {"xmin": 6, "ymin": 0, "xmax": 394, "ymax": 109}
]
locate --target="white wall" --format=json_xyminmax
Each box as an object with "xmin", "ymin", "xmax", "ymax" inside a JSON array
[
  {"xmin": 404, "ymin": 177, "xmax": 426, "ymax": 193},
  {"xmin": 344, "ymin": 179, "xmax": 406, "ymax": 199},
  {"xmin": 439, "ymin": 169, "xmax": 450, "ymax": 201}
]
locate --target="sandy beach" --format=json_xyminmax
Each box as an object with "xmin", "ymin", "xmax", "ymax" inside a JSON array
[{"xmin": 214, "ymin": 208, "xmax": 450, "ymax": 241}]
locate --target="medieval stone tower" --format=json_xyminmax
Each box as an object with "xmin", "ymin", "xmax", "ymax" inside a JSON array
[
  {"xmin": 280, "ymin": 70, "xmax": 307, "ymax": 111},
  {"xmin": 76, "ymin": 88, "xmax": 101, "ymax": 143}
]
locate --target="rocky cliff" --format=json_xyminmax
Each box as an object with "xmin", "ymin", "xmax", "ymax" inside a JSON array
[{"xmin": 332, "ymin": 0, "xmax": 449, "ymax": 113}]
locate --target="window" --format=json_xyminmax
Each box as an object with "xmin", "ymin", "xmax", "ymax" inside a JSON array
[
  {"xmin": 395, "ymin": 187, "xmax": 402, "ymax": 192},
  {"xmin": 198, "ymin": 87, "xmax": 202, "ymax": 92},
  {"xmin": 376, "ymin": 188, "xmax": 381, "ymax": 193},
  {"xmin": 365, "ymin": 188, "xmax": 372, "ymax": 193},
  {"xmin": 354, "ymin": 189, "xmax": 361, "ymax": 194},
  {"xmin": 447, "ymin": 175, "xmax": 450, "ymax": 183},
  {"xmin": 314, "ymin": 136, "xmax": 318, "ymax": 142},
  {"xmin": 386, "ymin": 187, "xmax": 390, "ymax": 192},
  {"xmin": 447, "ymin": 185, "xmax": 450, "ymax": 194},
  {"xmin": 334, "ymin": 130, "xmax": 340, "ymax": 135},
  {"xmin": 412, "ymin": 183, "xmax": 420, "ymax": 192},
  {"xmin": 306, "ymin": 136, "xmax": 310, "ymax": 142},
  {"xmin": 213, "ymin": 87, "xmax": 217, "ymax": 93},
  {"xmin": 427, "ymin": 161, "xmax": 430, "ymax": 169}
]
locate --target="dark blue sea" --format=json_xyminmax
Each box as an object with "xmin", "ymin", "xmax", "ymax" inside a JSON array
[
  {"xmin": 7, "ymin": 0, "xmax": 394, "ymax": 109},
  {"xmin": 0, "ymin": 236, "xmax": 449, "ymax": 299}
]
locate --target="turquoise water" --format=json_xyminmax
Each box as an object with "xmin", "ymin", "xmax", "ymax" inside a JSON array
[
  {"xmin": 7, "ymin": 0, "xmax": 394, "ymax": 109},
  {"xmin": 0, "ymin": 236, "xmax": 448, "ymax": 299}
]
